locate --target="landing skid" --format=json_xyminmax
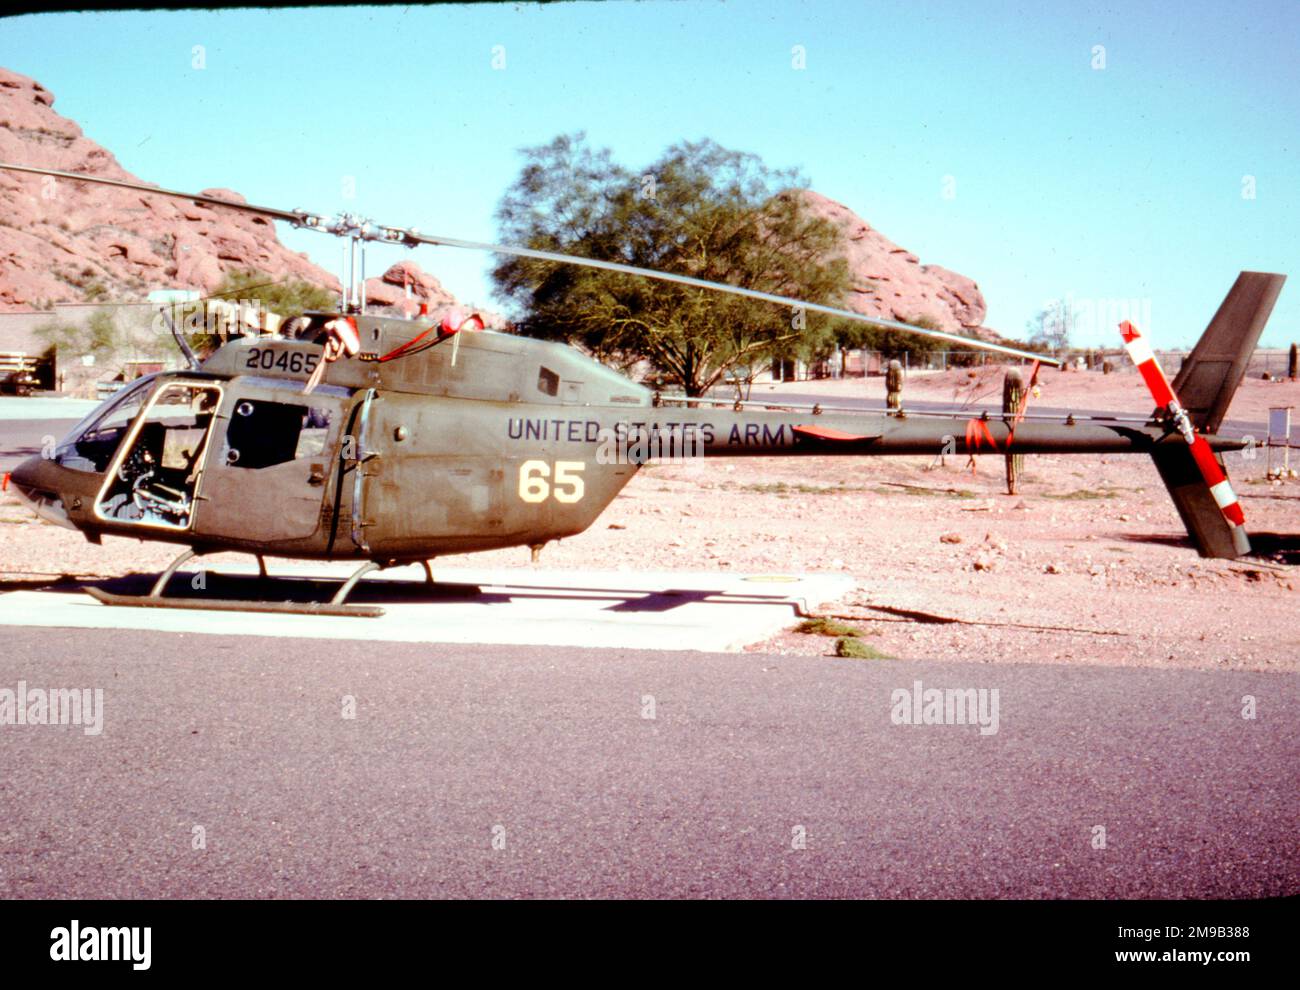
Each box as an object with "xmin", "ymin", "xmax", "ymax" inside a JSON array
[
  {"xmin": 83, "ymin": 588, "xmax": 384, "ymax": 618},
  {"xmin": 80, "ymin": 550, "xmax": 442, "ymax": 618}
]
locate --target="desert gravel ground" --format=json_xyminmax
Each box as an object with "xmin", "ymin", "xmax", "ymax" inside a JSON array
[{"xmin": 1, "ymin": 368, "xmax": 1295, "ymax": 671}]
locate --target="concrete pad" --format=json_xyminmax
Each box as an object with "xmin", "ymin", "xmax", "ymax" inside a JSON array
[{"xmin": 0, "ymin": 563, "xmax": 854, "ymax": 652}]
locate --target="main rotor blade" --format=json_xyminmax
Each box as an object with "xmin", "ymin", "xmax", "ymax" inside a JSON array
[
  {"xmin": 398, "ymin": 230, "xmax": 1059, "ymax": 365},
  {"xmin": 0, "ymin": 162, "xmax": 310, "ymax": 224},
  {"xmin": 1, "ymin": 161, "xmax": 1058, "ymax": 365}
]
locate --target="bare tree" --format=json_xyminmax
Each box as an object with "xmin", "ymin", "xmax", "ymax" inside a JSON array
[{"xmin": 1026, "ymin": 299, "xmax": 1076, "ymax": 354}]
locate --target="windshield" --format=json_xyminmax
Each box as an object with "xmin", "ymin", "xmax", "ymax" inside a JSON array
[{"xmin": 54, "ymin": 376, "xmax": 159, "ymax": 473}]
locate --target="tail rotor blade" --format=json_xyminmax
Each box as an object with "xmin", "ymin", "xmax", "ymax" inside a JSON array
[{"xmin": 1120, "ymin": 320, "xmax": 1249, "ymax": 551}]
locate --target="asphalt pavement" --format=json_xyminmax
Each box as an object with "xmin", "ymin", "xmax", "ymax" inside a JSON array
[
  {"xmin": 0, "ymin": 419, "xmax": 79, "ymax": 472},
  {"xmin": 0, "ymin": 626, "xmax": 1294, "ymax": 898}
]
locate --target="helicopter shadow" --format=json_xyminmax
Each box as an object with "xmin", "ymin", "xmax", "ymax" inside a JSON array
[
  {"xmin": 1116, "ymin": 532, "xmax": 1197, "ymax": 551},
  {"xmin": 860, "ymin": 603, "xmax": 1127, "ymax": 637},
  {"xmin": 0, "ymin": 570, "xmax": 804, "ymax": 616},
  {"xmin": 1118, "ymin": 531, "xmax": 1300, "ymax": 565}
]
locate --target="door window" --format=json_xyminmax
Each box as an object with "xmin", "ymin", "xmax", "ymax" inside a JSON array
[{"xmin": 221, "ymin": 399, "xmax": 333, "ymax": 469}]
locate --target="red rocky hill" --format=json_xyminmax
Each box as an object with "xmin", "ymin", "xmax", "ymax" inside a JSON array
[
  {"xmin": 0, "ymin": 67, "xmax": 459, "ymax": 315},
  {"xmin": 791, "ymin": 189, "xmax": 996, "ymax": 340}
]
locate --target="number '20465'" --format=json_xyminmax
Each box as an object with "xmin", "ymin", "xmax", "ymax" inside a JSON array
[{"xmin": 244, "ymin": 347, "xmax": 320, "ymax": 376}]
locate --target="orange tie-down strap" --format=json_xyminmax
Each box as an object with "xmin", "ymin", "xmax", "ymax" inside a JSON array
[
  {"xmin": 793, "ymin": 425, "xmax": 882, "ymax": 443},
  {"xmin": 377, "ymin": 320, "xmax": 441, "ymax": 363},
  {"xmin": 965, "ymin": 417, "xmax": 999, "ymax": 452},
  {"xmin": 378, "ymin": 311, "xmax": 486, "ymax": 363},
  {"xmin": 965, "ymin": 359, "xmax": 1042, "ymax": 466}
]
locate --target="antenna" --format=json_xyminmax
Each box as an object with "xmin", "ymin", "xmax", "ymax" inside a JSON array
[
  {"xmin": 339, "ymin": 241, "xmax": 348, "ymax": 311},
  {"xmin": 158, "ymin": 304, "xmax": 200, "ymax": 370}
]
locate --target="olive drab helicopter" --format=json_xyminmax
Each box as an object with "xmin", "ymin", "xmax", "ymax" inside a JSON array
[{"xmin": 1, "ymin": 163, "xmax": 1286, "ymax": 616}]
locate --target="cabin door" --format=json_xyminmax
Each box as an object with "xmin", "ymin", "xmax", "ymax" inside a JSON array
[{"xmin": 194, "ymin": 389, "xmax": 342, "ymax": 543}]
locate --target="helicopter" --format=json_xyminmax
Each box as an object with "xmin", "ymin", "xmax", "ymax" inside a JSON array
[{"xmin": 1, "ymin": 163, "xmax": 1286, "ymax": 616}]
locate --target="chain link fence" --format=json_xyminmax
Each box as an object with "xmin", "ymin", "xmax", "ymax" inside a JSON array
[{"xmin": 791, "ymin": 347, "xmax": 1297, "ymax": 380}]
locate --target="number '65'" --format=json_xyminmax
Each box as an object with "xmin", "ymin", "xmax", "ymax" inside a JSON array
[{"xmin": 518, "ymin": 460, "xmax": 585, "ymax": 503}]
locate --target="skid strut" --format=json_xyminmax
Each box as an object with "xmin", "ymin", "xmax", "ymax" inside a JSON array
[
  {"xmin": 149, "ymin": 547, "xmax": 199, "ymax": 598},
  {"xmin": 331, "ymin": 560, "xmax": 380, "ymax": 605}
]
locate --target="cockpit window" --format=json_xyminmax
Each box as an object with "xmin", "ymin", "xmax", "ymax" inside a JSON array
[
  {"xmin": 222, "ymin": 399, "xmax": 333, "ymax": 470},
  {"xmin": 54, "ymin": 376, "xmax": 156, "ymax": 473}
]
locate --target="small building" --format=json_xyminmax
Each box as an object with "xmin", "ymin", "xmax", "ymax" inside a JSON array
[{"xmin": 0, "ymin": 302, "xmax": 178, "ymax": 397}]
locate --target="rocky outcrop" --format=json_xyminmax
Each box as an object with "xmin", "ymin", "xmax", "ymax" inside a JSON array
[
  {"xmin": 363, "ymin": 260, "xmax": 456, "ymax": 311},
  {"xmin": 793, "ymin": 189, "xmax": 997, "ymax": 340},
  {"xmin": 0, "ymin": 68, "xmax": 461, "ymax": 316}
]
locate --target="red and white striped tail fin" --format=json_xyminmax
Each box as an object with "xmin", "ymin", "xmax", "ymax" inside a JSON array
[{"xmin": 1119, "ymin": 319, "xmax": 1249, "ymax": 557}]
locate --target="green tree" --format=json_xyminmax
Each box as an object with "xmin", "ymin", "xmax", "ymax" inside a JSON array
[
  {"xmin": 36, "ymin": 307, "xmax": 131, "ymax": 364},
  {"xmin": 209, "ymin": 269, "xmax": 337, "ymax": 319},
  {"xmin": 491, "ymin": 133, "xmax": 855, "ymax": 396}
]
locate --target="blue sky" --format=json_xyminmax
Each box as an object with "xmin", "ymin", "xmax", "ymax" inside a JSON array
[{"xmin": 3, "ymin": 1, "xmax": 1297, "ymax": 346}]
